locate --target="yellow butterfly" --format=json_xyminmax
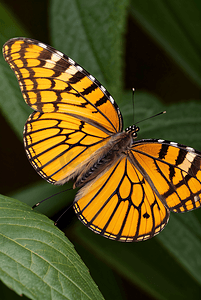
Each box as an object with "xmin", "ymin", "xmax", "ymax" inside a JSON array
[{"xmin": 3, "ymin": 37, "xmax": 201, "ymax": 242}]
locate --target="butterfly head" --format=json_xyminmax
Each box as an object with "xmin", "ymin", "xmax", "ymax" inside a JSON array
[{"xmin": 125, "ymin": 124, "xmax": 140, "ymax": 138}]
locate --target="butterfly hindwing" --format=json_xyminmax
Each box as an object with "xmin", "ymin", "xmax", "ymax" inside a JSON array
[{"xmin": 74, "ymin": 156, "xmax": 169, "ymax": 242}]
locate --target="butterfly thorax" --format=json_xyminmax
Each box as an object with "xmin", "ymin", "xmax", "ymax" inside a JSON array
[{"xmin": 74, "ymin": 128, "xmax": 139, "ymax": 188}]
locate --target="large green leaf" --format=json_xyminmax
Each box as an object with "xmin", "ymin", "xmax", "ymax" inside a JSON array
[{"xmin": 0, "ymin": 194, "xmax": 104, "ymax": 300}]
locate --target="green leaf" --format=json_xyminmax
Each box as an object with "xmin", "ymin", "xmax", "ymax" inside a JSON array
[
  {"xmin": 130, "ymin": 0, "xmax": 201, "ymax": 87},
  {"xmin": 0, "ymin": 194, "xmax": 104, "ymax": 300},
  {"xmin": 50, "ymin": 0, "xmax": 129, "ymax": 101}
]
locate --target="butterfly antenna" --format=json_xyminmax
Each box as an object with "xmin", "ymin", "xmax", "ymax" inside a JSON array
[
  {"xmin": 54, "ymin": 203, "xmax": 74, "ymax": 225},
  {"xmin": 32, "ymin": 188, "xmax": 73, "ymax": 209},
  {"xmin": 135, "ymin": 110, "xmax": 166, "ymax": 125},
  {"xmin": 132, "ymin": 88, "xmax": 135, "ymax": 124}
]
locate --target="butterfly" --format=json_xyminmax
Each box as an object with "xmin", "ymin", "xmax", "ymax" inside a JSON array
[{"xmin": 3, "ymin": 37, "xmax": 201, "ymax": 242}]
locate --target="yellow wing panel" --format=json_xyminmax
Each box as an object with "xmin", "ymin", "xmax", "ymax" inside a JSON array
[
  {"xmin": 3, "ymin": 38, "xmax": 122, "ymax": 133},
  {"xmin": 74, "ymin": 157, "xmax": 169, "ymax": 242},
  {"xmin": 24, "ymin": 112, "xmax": 111, "ymax": 184},
  {"xmin": 131, "ymin": 141, "xmax": 201, "ymax": 213}
]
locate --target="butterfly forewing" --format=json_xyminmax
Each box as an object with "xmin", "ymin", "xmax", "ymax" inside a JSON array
[{"xmin": 3, "ymin": 38, "xmax": 123, "ymax": 134}]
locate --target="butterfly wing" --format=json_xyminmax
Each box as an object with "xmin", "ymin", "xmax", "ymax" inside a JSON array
[
  {"xmin": 74, "ymin": 156, "xmax": 170, "ymax": 242},
  {"xmin": 3, "ymin": 38, "xmax": 123, "ymax": 184},
  {"xmin": 130, "ymin": 139, "xmax": 201, "ymax": 213},
  {"xmin": 74, "ymin": 139, "xmax": 201, "ymax": 242}
]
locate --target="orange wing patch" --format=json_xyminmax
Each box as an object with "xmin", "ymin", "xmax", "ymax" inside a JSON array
[{"xmin": 74, "ymin": 157, "xmax": 169, "ymax": 242}]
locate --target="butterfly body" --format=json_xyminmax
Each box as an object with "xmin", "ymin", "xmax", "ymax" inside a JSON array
[
  {"xmin": 74, "ymin": 127, "xmax": 138, "ymax": 188},
  {"xmin": 3, "ymin": 37, "xmax": 201, "ymax": 242}
]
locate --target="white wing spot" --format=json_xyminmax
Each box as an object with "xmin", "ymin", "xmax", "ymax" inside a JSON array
[
  {"xmin": 186, "ymin": 146, "xmax": 195, "ymax": 152},
  {"xmin": 38, "ymin": 42, "xmax": 47, "ymax": 49},
  {"xmin": 109, "ymin": 96, "xmax": 114, "ymax": 104},
  {"xmin": 55, "ymin": 50, "xmax": 64, "ymax": 57},
  {"xmin": 170, "ymin": 142, "xmax": 178, "ymax": 147},
  {"xmin": 194, "ymin": 195, "xmax": 200, "ymax": 202},
  {"xmin": 100, "ymin": 85, "xmax": 106, "ymax": 92},
  {"xmin": 89, "ymin": 74, "xmax": 95, "ymax": 82},
  {"xmin": 158, "ymin": 139, "xmax": 165, "ymax": 143},
  {"xmin": 76, "ymin": 65, "xmax": 83, "ymax": 72},
  {"xmin": 68, "ymin": 57, "xmax": 75, "ymax": 65}
]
